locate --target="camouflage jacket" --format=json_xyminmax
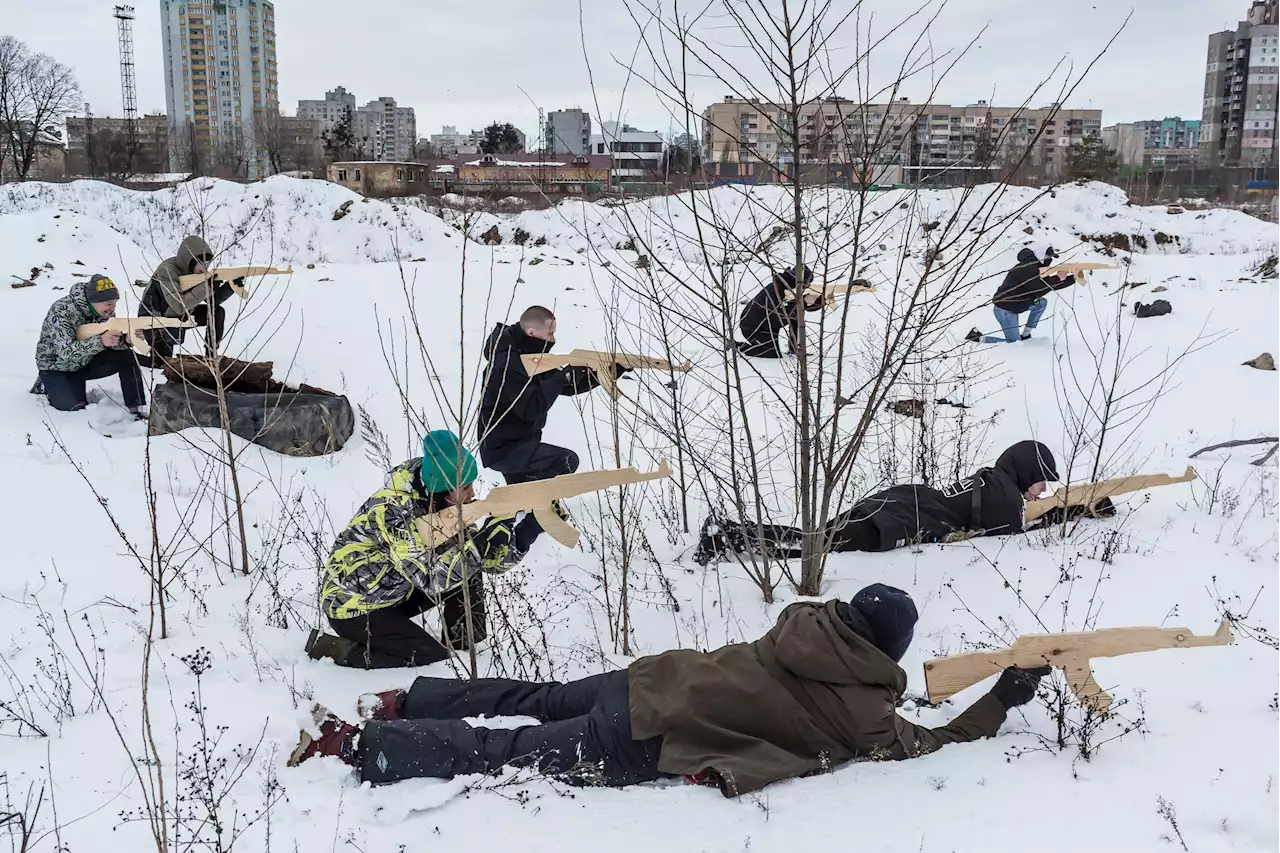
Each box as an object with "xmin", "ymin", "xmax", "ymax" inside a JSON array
[
  {"xmin": 35, "ymin": 286, "xmax": 130, "ymax": 372},
  {"xmin": 320, "ymin": 458, "xmax": 523, "ymax": 620}
]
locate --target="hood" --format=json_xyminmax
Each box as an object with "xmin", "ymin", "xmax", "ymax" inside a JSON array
[
  {"xmin": 482, "ymin": 321, "xmax": 552, "ymax": 360},
  {"xmin": 68, "ymin": 284, "xmax": 99, "ymax": 317},
  {"xmin": 176, "ymin": 235, "xmax": 213, "ymax": 273},
  {"xmin": 769, "ymin": 600, "xmax": 907, "ymax": 695},
  {"xmin": 1015, "ymin": 247, "xmax": 1041, "ymax": 266},
  {"xmin": 996, "ymin": 440, "xmax": 1059, "ymax": 492}
]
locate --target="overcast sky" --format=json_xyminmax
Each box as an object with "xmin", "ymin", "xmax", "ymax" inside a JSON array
[{"xmin": 3, "ymin": 0, "xmax": 1257, "ymax": 139}]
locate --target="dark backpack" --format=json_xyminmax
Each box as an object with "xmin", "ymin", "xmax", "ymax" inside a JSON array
[{"xmin": 1133, "ymin": 299, "xmax": 1172, "ymax": 318}]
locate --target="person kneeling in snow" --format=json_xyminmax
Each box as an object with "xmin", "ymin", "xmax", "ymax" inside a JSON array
[
  {"xmin": 696, "ymin": 440, "xmax": 1059, "ymax": 565},
  {"xmin": 136, "ymin": 234, "xmax": 237, "ymax": 364},
  {"xmin": 32, "ymin": 275, "xmax": 146, "ymax": 416},
  {"xmin": 288, "ymin": 584, "xmax": 1051, "ymax": 796},
  {"xmin": 733, "ymin": 265, "xmax": 825, "ymax": 358},
  {"xmin": 965, "ymin": 246, "xmax": 1075, "ymax": 344},
  {"xmin": 305, "ymin": 431, "xmax": 541, "ymax": 668}
]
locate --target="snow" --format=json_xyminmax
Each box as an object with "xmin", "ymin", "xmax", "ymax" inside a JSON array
[
  {"xmin": 464, "ymin": 158, "xmax": 569, "ymax": 167},
  {"xmin": 1, "ymin": 176, "xmax": 1276, "ymax": 852}
]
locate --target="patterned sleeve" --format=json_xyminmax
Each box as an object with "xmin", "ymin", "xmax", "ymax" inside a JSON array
[{"xmin": 41, "ymin": 302, "xmax": 105, "ymax": 371}]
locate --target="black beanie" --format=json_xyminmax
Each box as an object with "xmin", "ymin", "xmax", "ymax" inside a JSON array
[
  {"xmin": 84, "ymin": 274, "xmax": 119, "ymax": 303},
  {"xmin": 851, "ymin": 583, "xmax": 918, "ymax": 662}
]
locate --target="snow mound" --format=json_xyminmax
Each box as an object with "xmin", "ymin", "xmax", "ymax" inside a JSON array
[{"xmin": 0, "ymin": 176, "xmax": 466, "ymax": 267}]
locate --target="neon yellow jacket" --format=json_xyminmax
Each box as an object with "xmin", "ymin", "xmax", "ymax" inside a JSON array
[{"xmin": 320, "ymin": 459, "xmax": 518, "ymax": 620}]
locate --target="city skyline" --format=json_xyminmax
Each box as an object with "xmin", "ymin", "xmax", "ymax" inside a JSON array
[{"xmin": 2, "ymin": 0, "xmax": 1261, "ymax": 142}]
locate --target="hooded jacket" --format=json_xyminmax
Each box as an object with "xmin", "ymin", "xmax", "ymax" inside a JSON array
[
  {"xmin": 738, "ymin": 270, "xmax": 822, "ymax": 343},
  {"xmin": 320, "ymin": 459, "xmax": 522, "ymax": 619},
  {"xmin": 35, "ymin": 285, "xmax": 131, "ymax": 372},
  {"xmin": 836, "ymin": 440, "xmax": 1059, "ymax": 550},
  {"xmin": 476, "ymin": 322, "xmax": 600, "ymax": 469},
  {"xmin": 627, "ymin": 600, "xmax": 1007, "ymax": 796},
  {"xmin": 142, "ymin": 235, "xmax": 229, "ymax": 317},
  {"xmin": 992, "ymin": 248, "xmax": 1075, "ymax": 315}
]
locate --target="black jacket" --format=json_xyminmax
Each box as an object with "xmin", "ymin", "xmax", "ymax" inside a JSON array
[
  {"xmin": 836, "ymin": 440, "xmax": 1059, "ymax": 550},
  {"xmin": 993, "ymin": 248, "xmax": 1075, "ymax": 314},
  {"xmin": 738, "ymin": 273, "xmax": 821, "ymax": 342},
  {"xmin": 476, "ymin": 322, "xmax": 600, "ymax": 468}
]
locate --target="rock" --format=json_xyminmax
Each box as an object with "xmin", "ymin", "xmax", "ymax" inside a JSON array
[
  {"xmin": 1022, "ymin": 226, "xmax": 1034, "ymax": 234},
  {"xmin": 528, "ymin": 257, "xmax": 544, "ymax": 266},
  {"xmin": 1133, "ymin": 299, "xmax": 1172, "ymax": 318},
  {"xmin": 37, "ymin": 234, "xmax": 45, "ymax": 242},
  {"xmin": 1257, "ymin": 255, "xmax": 1277, "ymax": 279},
  {"xmin": 1154, "ymin": 231, "xmax": 1178, "ymax": 246},
  {"xmin": 29, "ymin": 267, "xmax": 41, "ymax": 280},
  {"xmin": 306, "ymin": 263, "xmax": 316, "ymax": 269},
  {"xmin": 479, "ymin": 225, "xmax": 502, "ymax": 245},
  {"xmin": 534, "ymin": 236, "xmax": 547, "ymax": 246},
  {"xmin": 1085, "ymin": 233, "xmax": 1131, "ymax": 254},
  {"xmin": 332, "ymin": 200, "xmax": 354, "ymax": 221},
  {"xmin": 72, "ymin": 260, "xmax": 84, "ymax": 266},
  {"xmin": 512, "ymin": 228, "xmax": 531, "ymax": 246},
  {"xmin": 1151, "ymin": 285, "xmax": 1168, "ymax": 292},
  {"xmin": 922, "ymin": 220, "xmax": 940, "ymax": 232},
  {"xmin": 411, "ymin": 257, "xmax": 426, "ymax": 262},
  {"xmin": 1244, "ymin": 352, "xmax": 1276, "ymax": 371},
  {"xmin": 42, "ymin": 262, "xmax": 53, "ymax": 270}
]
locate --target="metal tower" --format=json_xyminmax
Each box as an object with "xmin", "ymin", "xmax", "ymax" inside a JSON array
[{"xmin": 113, "ymin": 6, "xmax": 138, "ymax": 137}]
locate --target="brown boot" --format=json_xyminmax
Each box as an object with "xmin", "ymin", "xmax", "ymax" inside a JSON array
[
  {"xmin": 287, "ymin": 705, "xmax": 359, "ymax": 768},
  {"xmin": 305, "ymin": 628, "xmax": 360, "ymax": 664},
  {"xmin": 356, "ymin": 689, "xmax": 406, "ymax": 722}
]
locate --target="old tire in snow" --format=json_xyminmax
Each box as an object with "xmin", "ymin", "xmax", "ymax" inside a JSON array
[{"xmin": 148, "ymin": 381, "xmax": 355, "ymax": 457}]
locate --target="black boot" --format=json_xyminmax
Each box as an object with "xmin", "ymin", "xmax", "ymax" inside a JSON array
[{"xmin": 305, "ymin": 628, "xmax": 360, "ymax": 663}]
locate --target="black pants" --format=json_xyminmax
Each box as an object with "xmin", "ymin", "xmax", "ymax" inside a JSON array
[
  {"xmin": 137, "ymin": 303, "xmax": 226, "ymax": 366},
  {"xmin": 735, "ymin": 319, "xmax": 800, "ymax": 358},
  {"xmin": 327, "ymin": 578, "xmax": 485, "ymax": 670},
  {"xmin": 39, "ymin": 349, "xmax": 146, "ymax": 411},
  {"xmin": 490, "ymin": 442, "xmax": 580, "ymax": 545},
  {"xmin": 694, "ymin": 514, "xmax": 881, "ymax": 565},
  {"xmin": 359, "ymin": 670, "xmax": 663, "ymax": 788}
]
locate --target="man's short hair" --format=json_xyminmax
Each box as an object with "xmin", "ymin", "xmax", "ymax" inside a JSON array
[{"xmin": 519, "ymin": 305, "xmax": 556, "ymax": 330}]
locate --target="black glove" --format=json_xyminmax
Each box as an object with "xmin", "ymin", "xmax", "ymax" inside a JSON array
[
  {"xmin": 990, "ymin": 665, "xmax": 1052, "ymax": 709},
  {"xmin": 475, "ymin": 516, "xmax": 514, "ymax": 557}
]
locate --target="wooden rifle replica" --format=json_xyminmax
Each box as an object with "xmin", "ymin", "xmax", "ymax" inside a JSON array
[
  {"xmin": 924, "ymin": 620, "xmax": 1234, "ymax": 712},
  {"xmin": 785, "ymin": 282, "xmax": 877, "ymax": 312},
  {"xmin": 177, "ymin": 265, "xmax": 294, "ymax": 299},
  {"xmin": 521, "ymin": 349, "xmax": 692, "ymax": 399},
  {"xmin": 415, "ymin": 459, "xmax": 672, "ymax": 549},
  {"xmin": 77, "ymin": 316, "xmax": 195, "ymax": 358},
  {"xmin": 1041, "ymin": 262, "xmax": 1120, "ymax": 284},
  {"xmin": 1024, "ymin": 466, "xmax": 1198, "ymax": 524}
]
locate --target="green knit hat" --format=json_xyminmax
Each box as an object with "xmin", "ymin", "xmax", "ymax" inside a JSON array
[{"xmin": 420, "ymin": 430, "xmax": 478, "ymax": 493}]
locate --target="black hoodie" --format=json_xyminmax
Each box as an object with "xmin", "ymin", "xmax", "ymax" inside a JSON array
[
  {"xmin": 992, "ymin": 248, "xmax": 1075, "ymax": 314},
  {"xmin": 476, "ymin": 322, "xmax": 601, "ymax": 469},
  {"xmin": 833, "ymin": 440, "xmax": 1060, "ymax": 550},
  {"xmin": 738, "ymin": 268, "xmax": 821, "ymax": 343}
]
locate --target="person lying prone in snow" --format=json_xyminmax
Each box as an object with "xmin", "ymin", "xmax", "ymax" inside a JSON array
[
  {"xmin": 288, "ymin": 584, "xmax": 1051, "ymax": 796},
  {"xmin": 695, "ymin": 440, "xmax": 1062, "ymax": 565}
]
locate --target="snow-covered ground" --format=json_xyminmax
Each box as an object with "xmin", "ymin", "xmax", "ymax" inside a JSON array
[{"xmin": 0, "ymin": 177, "xmax": 1276, "ymax": 852}]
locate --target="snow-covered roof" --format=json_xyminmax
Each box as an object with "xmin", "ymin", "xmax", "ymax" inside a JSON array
[{"xmin": 464, "ymin": 158, "xmax": 569, "ymax": 167}]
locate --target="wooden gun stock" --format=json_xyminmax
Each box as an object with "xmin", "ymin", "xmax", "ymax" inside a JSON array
[
  {"xmin": 414, "ymin": 459, "xmax": 673, "ymax": 549},
  {"xmin": 77, "ymin": 316, "xmax": 196, "ymax": 358},
  {"xmin": 520, "ymin": 349, "xmax": 692, "ymax": 398},
  {"xmin": 178, "ymin": 265, "xmax": 294, "ymax": 298},
  {"xmin": 1024, "ymin": 466, "xmax": 1198, "ymax": 523},
  {"xmin": 924, "ymin": 620, "xmax": 1233, "ymax": 712}
]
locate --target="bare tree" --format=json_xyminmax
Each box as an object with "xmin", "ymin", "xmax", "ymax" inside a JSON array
[{"xmin": 0, "ymin": 35, "xmax": 80, "ymax": 181}]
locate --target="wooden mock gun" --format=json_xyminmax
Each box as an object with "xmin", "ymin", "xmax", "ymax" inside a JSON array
[
  {"xmin": 177, "ymin": 265, "xmax": 294, "ymax": 298},
  {"xmin": 521, "ymin": 349, "xmax": 692, "ymax": 398},
  {"xmin": 415, "ymin": 459, "xmax": 673, "ymax": 549},
  {"xmin": 1024, "ymin": 466, "xmax": 1198, "ymax": 524},
  {"xmin": 923, "ymin": 620, "xmax": 1233, "ymax": 712},
  {"xmin": 77, "ymin": 316, "xmax": 196, "ymax": 358}
]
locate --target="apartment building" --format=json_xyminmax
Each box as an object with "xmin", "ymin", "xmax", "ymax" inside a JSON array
[
  {"xmin": 358, "ymin": 97, "xmax": 416, "ymax": 162},
  {"xmin": 429, "ymin": 125, "xmax": 471, "ymax": 158},
  {"xmin": 545, "ymin": 108, "xmax": 592, "ymax": 155},
  {"xmin": 1201, "ymin": 0, "xmax": 1279, "ymax": 166},
  {"xmin": 65, "ymin": 113, "xmax": 171, "ymax": 174},
  {"xmin": 297, "ymin": 86, "xmax": 356, "ymax": 135},
  {"xmin": 1103, "ymin": 118, "xmax": 1202, "ymax": 169},
  {"xmin": 590, "ymin": 120, "xmax": 664, "ymax": 181},
  {"xmin": 702, "ymin": 96, "xmax": 1101, "ymax": 180},
  {"xmin": 160, "ymin": 0, "xmax": 278, "ymax": 177}
]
